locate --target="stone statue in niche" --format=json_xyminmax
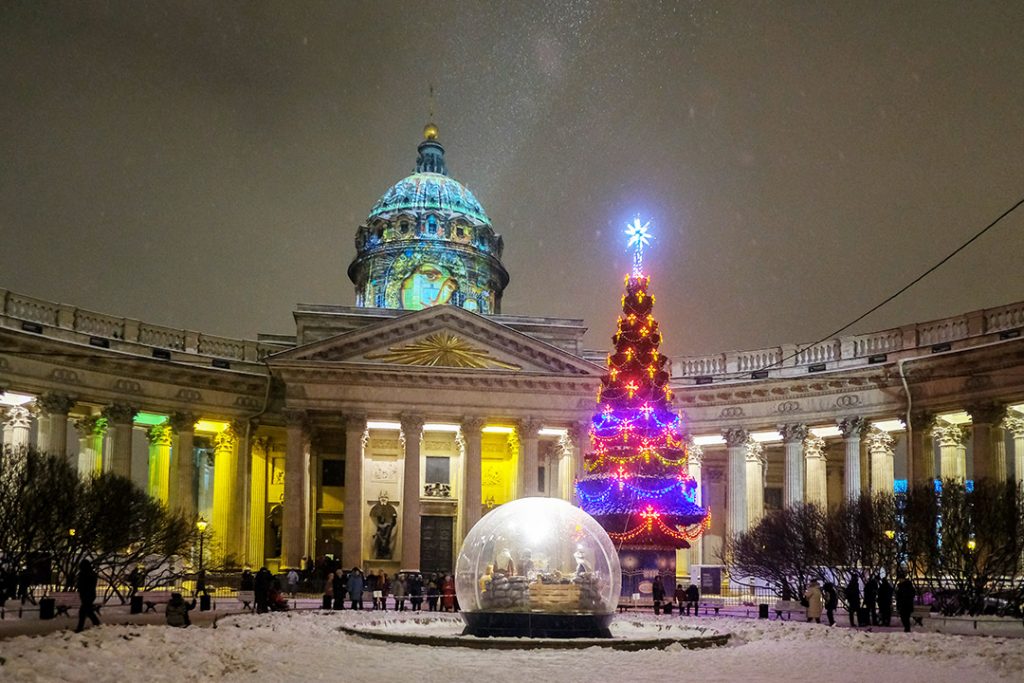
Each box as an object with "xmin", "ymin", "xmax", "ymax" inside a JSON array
[{"xmin": 370, "ymin": 496, "xmax": 398, "ymax": 559}]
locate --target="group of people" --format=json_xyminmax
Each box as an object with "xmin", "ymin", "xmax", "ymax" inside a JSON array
[
  {"xmin": 325, "ymin": 567, "xmax": 457, "ymax": 611},
  {"xmin": 650, "ymin": 580, "xmax": 702, "ymax": 615},
  {"xmin": 802, "ymin": 572, "xmax": 917, "ymax": 631}
]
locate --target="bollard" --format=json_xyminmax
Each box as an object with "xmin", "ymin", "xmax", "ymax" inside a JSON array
[
  {"xmin": 758, "ymin": 603, "xmax": 769, "ymax": 619},
  {"xmin": 39, "ymin": 597, "xmax": 56, "ymax": 620},
  {"xmin": 130, "ymin": 595, "xmax": 143, "ymax": 614}
]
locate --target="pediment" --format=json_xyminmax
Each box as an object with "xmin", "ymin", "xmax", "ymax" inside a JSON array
[{"xmin": 268, "ymin": 306, "xmax": 603, "ymax": 376}]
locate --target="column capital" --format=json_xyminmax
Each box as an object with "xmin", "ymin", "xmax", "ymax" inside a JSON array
[
  {"xmin": 461, "ymin": 416, "xmax": 487, "ymax": 436},
  {"xmin": 36, "ymin": 391, "xmax": 76, "ymax": 416},
  {"xmin": 283, "ymin": 408, "xmax": 308, "ymax": 429},
  {"xmin": 214, "ymin": 428, "xmax": 237, "ymax": 452},
  {"xmin": 838, "ymin": 416, "xmax": 866, "ymax": 439},
  {"xmin": 400, "ymin": 413, "xmax": 425, "ymax": 433},
  {"xmin": 778, "ymin": 423, "xmax": 808, "ymax": 444},
  {"xmin": 4, "ymin": 405, "xmax": 33, "ymax": 429},
  {"xmin": 685, "ymin": 439, "xmax": 704, "ymax": 466},
  {"xmin": 909, "ymin": 410, "xmax": 935, "ymax": 431},
  {"xmin": 744, "ymin": 438, "xmax": 765, "ymax": 463},
  {"xmin": 517, "ymin": 417, "xmax": 545, "ymax": 437},
  {"xmin": 229, "ymin": 418, "xmax": 255, "ymax": 440},
  {"xmin": 803, "ymin": 433, "xmax": 827, "ymax": 460},
  {"xmin": 147, "ymin": 424, "xmax": 172, "ymax": 446},
  {"xmin": 101, "ymin": 402, "xmax": 137, "ymax": 425},
  {"xmin": 866, "ymin": 427, "xmax": 895, "ymax": 454},
  {"xmin": 932, "ymin": 420, "xmax": 965, "ymax": 447},
  {"xmin": 74, "ymin": 414, "xmax": 108, "ymax": 438},
  {"xmin": 342, "ymin": 411, "xmax": 367, "ymax": 432},
  {"xmin": 723, "ymin": 427, "xmax": 748, "ymax": 448},
  {"xmin": 169, "ymin": 411, "xmax": 197, "ymax": 432},
  {"xmin": 966, "ymin": 402, "xmax": 1007, "ymax": 426},
  {"xmin": 1004, "ymin": 412, "xmax": 1024, "ymax": 437},
  {"xmin": 570, "ymin": 421, "xmax": 591, "ymax": 449}
]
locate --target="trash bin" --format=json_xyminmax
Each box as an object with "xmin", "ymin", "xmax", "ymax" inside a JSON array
[
  {"xmin": 758, "ymin": 603, "xmax": 769, "ymax": 619},
  {"xmin": 39, "ymin": 597, "xmax": 56, "ymax": 620},
  {"xmin": 130, "ymin": 595, "xmax": 143, "ymax": 614},
  {"xmin": 200, "ymin": 593, "xmax": 211, "ymax": 611},
  {"xmin": 322, "ymin": 594, "xmax": 332, "ymax": 610},
  {"xmin": 663, "ymin": 602, "xmax": 673, "ymax": 615}
]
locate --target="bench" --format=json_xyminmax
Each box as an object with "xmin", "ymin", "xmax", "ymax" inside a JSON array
[
  {"xmin": 140, "ymin": 592, "xmax": 172, "ymax": 613},
  {"xmin": 911, "ymin": 605, "xmax": 931, "ymax": 627},
  {"xmin": 238, "ymin": 590, "xmax": 255, "ymax": 612},
  {"xmin": 774, "ymin": 599, "xmax": 806, "ymax": 621}
]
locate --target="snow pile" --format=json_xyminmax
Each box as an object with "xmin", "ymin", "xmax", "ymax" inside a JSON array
[{"xmin": 1, "ymin": 611, "xmax": 1020, "ymax": 682}]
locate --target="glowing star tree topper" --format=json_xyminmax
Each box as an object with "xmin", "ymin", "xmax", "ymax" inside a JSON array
[{"xmin": 625, "ymin": 216, "xmax": 654, "ymax": 277}]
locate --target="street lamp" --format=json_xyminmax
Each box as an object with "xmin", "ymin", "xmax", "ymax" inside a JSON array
[
  {"xmin": 884, "ymin": 529, "xmax": 895, "ymax": 540},
  {"xmin": 196, "ymin": 517, "xmax": 209, "ymax": 609},
  {"xmin": 196, "ymin": 516, "xmax": 208, "ymax": 574},
  {"xmin": 967, "ymin": 538, "xmax": 977, "ymax": 551}
]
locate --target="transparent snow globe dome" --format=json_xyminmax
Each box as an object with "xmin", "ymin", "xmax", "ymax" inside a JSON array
[{"xmin": 455, "ymin": 497, "xmax": 621, "ymax": 615}]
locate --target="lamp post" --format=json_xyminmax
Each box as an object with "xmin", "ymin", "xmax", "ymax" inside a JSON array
[{"xmin": 196, "ymin": 517, "xmax": 210, "ymax": 610}]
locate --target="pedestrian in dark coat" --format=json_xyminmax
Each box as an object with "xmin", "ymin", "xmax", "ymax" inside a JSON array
[
  {"xmin": 878, "ymin": 577, "xmax": 894, "ymax": 626},
  {"xmin": 822, "ymin": 581, "xmax": 839, "ymax": 626},
  {"xmin": 845, "ymin": 574, "xmax": 861, "ymax": 627},
  {"xmin": 254, "ymin": 567, "xmax": 272, "ymax": 614},
  {"xmin": 673, "ymin": 583, "xmax": 686, "ymax": 615},
  {"xmin": 408, "ymin": 573, "xmax": 423, "ymax": 612},
  {"xmin": 332, "ymin": 570, "xmax": 345, "ymax": 610},
  {"xmin": 685, "ymin": 583, "xmax": 700, "ymax": 616},
  {"xmin": 651, "ymin": 579, "xmax": 666, "ymax": 614},
  {"xmin": 426, "ymin": 574, "xmax": 440, "ymax": 611},
  {"xmin": 864, "ymin": 574, "xmax": 879, "ymax": 625},
  {"xmin": 895, "ymin": 574, "xmax": 916, "ymax": 632},
  {"xmin": 347, "ymin": 567, "xmax": 364, "ymax": 610},
  {"xmin": 74, "ymin": 559, "xmax": 101, "ymax": 632}
]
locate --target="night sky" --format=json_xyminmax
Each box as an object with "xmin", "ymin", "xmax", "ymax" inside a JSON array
[{"xmin": 2, "ymin": 2, "xmax": 1022, "ymax": 357}]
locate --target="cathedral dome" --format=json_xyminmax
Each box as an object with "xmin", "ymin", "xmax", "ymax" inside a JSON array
[
  {"xmin": 368, "ymin": 172, "xmax": 490, "ymax": 225},
  {"xmin": 348, "ymin": 126, "xmax": 509, "ymax": 314}
]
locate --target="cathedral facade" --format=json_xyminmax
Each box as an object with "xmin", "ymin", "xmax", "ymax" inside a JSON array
[{"xmin": 3, "ymin": 126, "xmax": 1024, "ymax": 581}]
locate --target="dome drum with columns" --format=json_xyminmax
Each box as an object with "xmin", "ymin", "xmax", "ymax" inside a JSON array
[{"xmin": 348, "ymin": 125, "xmax": 508, "ymax": 314}]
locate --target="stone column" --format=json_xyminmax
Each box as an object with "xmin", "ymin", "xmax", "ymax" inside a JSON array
[
  {"xmin": 74, "ymin": 415, "xmax": 107, "ymax": 475},
  {"xmin": 461, "ymin": 417, "xmax": 485, "ymax": 538},
  {"xmin": 839, "ymin": 417, "xmax": 865, "ymax": 500},
  {"xmin": 230, "ymin": 419, "xmax": 253, "ymax": 568},
  {"xmin": 571, "ymin": 421, "xmax": 590, "ymax": 504},
  {"xmin": 36, "ymin": 392, "xmax": 75, "ymax": 458},
  {"xmin": 779, "ymin": 423, "xmax": 807, "ymax": 508},
  {"xmin": 169, "ymin": 412, "xmax": 196, "ymax": 516},
  {"xmin": 400, "ymin": 414, "xmax": 424, "ymax": 572},
  {"xmin": 1004, "ymin": 413, "xmax": 1024, "ymax": 486},
  {"xmin": 212, "ymin": 426, "xmax": 238, "ymax": 563},
  {"xmin": 146, "ymin": 424, "xmax": 172, "ymax": 503},
  {"xmin": 3, "ymin": 405, "xmax": 33, "ymax": 449},
  {"xmin": 867, "ymin": 428, "xmax": 896, "ymax": 494},
  {"xmin": 804, "ymin": 434, "xmax": 828, "ymax": 507},
  {"xmin": 724, "ymin": 427, "xmax": 748, "ymax": 538},
  {"xmin": 248, "ymin": 437, "xmax": 271, "ymax": 568},
  {"xmin": 102, "ymin": 403, "xmax": 137, "ymax": 478},
  {"xmin": 686, "ymin": 441, "xmax": 704, "ymax": 567},
  {"xmin": 282, "ymin": 409, "xmax": 307, "ymax": 570},
  {"xmin": 931, "ymin": 421, "xmax": 966, "ymax": 481},
  {"xmin": 967, "ymin": 403, "xmax": 1007, "ymax": 482},
  {"xmin": 908, "ymin": 411, "xmax": 935, "ymax": 484},
  {"xmin": 517, "ymin": 418, "xmax": 544, "ymax": 497},
  {"xmin": 745, "ymin": 439, "xmax": 765, "ymax": 528},
  {"xmin": 342, "ymin": 414, "xmax": 367, "ymax": 569}
]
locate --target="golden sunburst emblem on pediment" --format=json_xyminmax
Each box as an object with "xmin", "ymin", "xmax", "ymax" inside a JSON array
[{"xmin": 365, "ymin": 332, "xmax": 521, "ymax": 370}]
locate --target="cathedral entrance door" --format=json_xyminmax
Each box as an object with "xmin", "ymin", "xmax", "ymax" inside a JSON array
[{"xmin": 419, "ymin": 515, "xmax": 453, "ymax": 575}]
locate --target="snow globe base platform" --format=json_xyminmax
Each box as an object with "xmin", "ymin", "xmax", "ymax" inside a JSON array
[{"xmin": 460, "ymin": 611, "xmax": 614, "ymax": 638}]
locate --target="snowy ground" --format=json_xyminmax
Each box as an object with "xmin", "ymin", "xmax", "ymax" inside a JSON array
[{"xmin": 2, "ymin": 610, "xmax": 1021, "ymax": 683}]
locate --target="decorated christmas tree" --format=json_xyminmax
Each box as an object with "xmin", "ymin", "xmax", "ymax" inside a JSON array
[{"xmin": 576, "ymin": 219, "xmax": 709, "ymax": 582}]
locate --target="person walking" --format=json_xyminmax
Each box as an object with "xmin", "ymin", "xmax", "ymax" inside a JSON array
[
  {"xmin": 895, "ymin": 573, "xmax": 916, "ymax": 633},
  {"xmin": 822, "ymin": 581, "xmax": 839, "ymax": 626},
  {"xmin": 864, "ymin": 574, "xmax": 879, "ymax": 626},
  {"xmin": 685, "ymin": 583, "xmax": 700, "ymax": 616},
  {"xmin": 844, "ymin": 574, "xmax": 861, "ymax": 627},
  {"xmin": 651, "ymin": 578, "xmax": 666, "ymax": 615},
  {"xmin": 347, "ymin": 567, "xmax": 365, "ymax": 610},
  {"xmin": 165, "ymin": 592, "xmax": 196, "ymax": 627},
  {"xmin": 332, "ymin": 569, "xmax": 345, "ymax": 610},
  {"xmin": 254, "ymin": 566, "xmax": 272, "ymax": 614},
  {"xmin": 878, "ymin": 576, "xmax": 894, "ymax": 627},
  {"xmin": 804, "ymin": 580, "xmax": 824, "ymax": 624},
  {"xmin": 74, "ymin": 559, "xmax": 101, "ymax": 633},
  {"xmin": 286, "ymin": 568, "xmax": 299, "ymax": 598}
]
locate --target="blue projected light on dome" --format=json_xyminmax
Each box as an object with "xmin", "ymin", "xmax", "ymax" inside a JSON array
[{"xmin": 368, "ymin": 173, "xmax": 489, "ymax": 224}]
